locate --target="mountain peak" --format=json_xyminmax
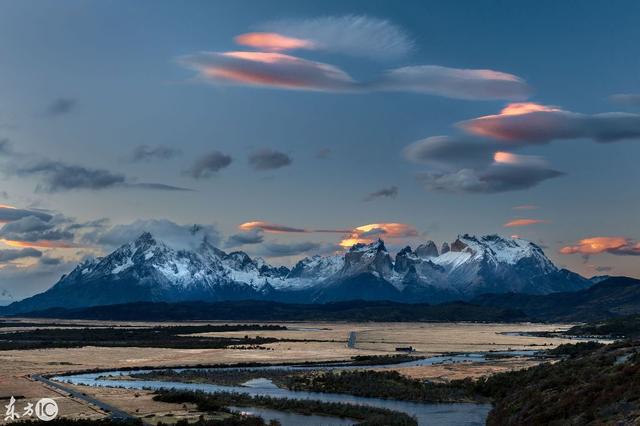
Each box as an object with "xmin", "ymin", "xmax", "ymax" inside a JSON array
[
  {"xmin": 134, "ymin": 231, "xmax": 157, "ymax": 248},
  {"xmin": 349, "ymin": 238, "xmax": 387, "ymax": 253}
]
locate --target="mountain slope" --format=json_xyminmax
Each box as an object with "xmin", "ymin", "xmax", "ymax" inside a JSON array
[
  {"xmin": 1, "ymin": 232, "xmax": 591, "ymax": 315},
  {"xmin": 471, "ymin": 276, "xmax": 640, "ymax": 321}
]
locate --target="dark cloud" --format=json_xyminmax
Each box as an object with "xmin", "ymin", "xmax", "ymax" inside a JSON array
[
  {"xmin": 248, "ymin": 149, "xmax": 292, "ymax": 170},
  {"xmin": 0, "ymin": 138, "xmax": 12, "ymax": 155},
  {"xmin": 594, "ymin": 265, "xmax": 613, "ymax": 272},
  {"xmin": 45, "ymin": 98, "xmax": 77, "ymax": 116},
  {"xmin": 130, "ymin": 145, "xmax": 180, "ymax": 162},
  {"xmin": 225, "ymin": 228, "xmax": 264, "ymax": 247},
  {"xmin": 0, "ymin": 248, "xmax": 42, "ymax": 262},
  {"xmin": 17, "ymin": 160, "xmax": 126, "ymax": 192},
  {"xmin": 0, "ymin": 215, "xmax": 74, "ymax": 243},
  {"xmin": 376, "ymin": 66, "xmax": 530, "ymax": 100},
  {"xmin": 12, "ymin": 159, "xmax": 190, "ymax": 192},
  {"xmin": 610, "ymin": 93, "xmax": 640, "ymax": 107},
  {"xmin": 459, "ymin": 103, "xmax": 640, "ymax": 144},
  {"xmin": 185, "ymin": 151, "xmax": 233, "ymax": 179},
  {"xmin": 418, "ymin": 158, "xmax": 563, "ymax": 194},
  {"xmin": 402, "ymin": 136, "xmax": 499, "ymax": 169},
  {"xmin": 0, "ymin": 206, "xmax": 53, "ymax": 222},
  {"xmin": 85, "ymin": 219, "xmax": 221, "ymax": 250},
  {"xmin": 258, "ymin": 241, "xmax": 337, "ymax": 257},
  {"xmin": 364, "ymin": 186, "xmax": 398, "ymax": 201},
  {"xmin": 128, "ymin": 183, "xmax": 193, "ymax": 191}
]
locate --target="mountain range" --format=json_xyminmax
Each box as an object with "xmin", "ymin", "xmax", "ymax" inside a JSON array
[{"xmin": 1, "ymin": 231, "xmax": 590, "ymax": 315}]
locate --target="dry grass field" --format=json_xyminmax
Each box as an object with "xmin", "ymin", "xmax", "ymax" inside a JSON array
[{"xmin": 0, "ymin": 319, "xmax": 579, "ymax": 423}]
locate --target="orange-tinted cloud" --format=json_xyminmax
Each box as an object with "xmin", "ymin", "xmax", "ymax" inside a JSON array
[
  {"xmin": 560, "ymin": 237, "xmax": 640, "ymax": 256},
  {"xmin": 458, "ymin": 102, "xmax": 640, "ymax": 144},
  {"xmin": 339, "ymin": 223, "xmax": 418, "ymax": 247},
  {"xmin": 239, "ymin": 221, "xmax": 308, "ymax": 234},
  {"xmin": 2, "ymin": 239, "xmax": 77, "ymax": 249},
  {"xmin": 513, "ymin": 204, "xmax": 539, "ymax": 210},
  {"xmin": 503, "ymin": 219, "xmax": 549, "ymax": 227},
  {"xmin": 179, "ymin": 51, "xmax": 356, "ymax": 91},
  {"xmin": 234, "ymin": 32, "xmax": 314, "ymax": 51}
]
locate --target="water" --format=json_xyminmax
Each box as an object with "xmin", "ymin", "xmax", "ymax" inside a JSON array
[
  {"xmin": 228, "ymin": 406, "xmax": 355, "ymax": 426},
  {"xmin": 54, "ymin": 352, "xmax": 528, "ymax": 425}
]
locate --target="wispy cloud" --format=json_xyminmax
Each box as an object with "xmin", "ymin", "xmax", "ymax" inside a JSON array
[
  {"xmin": 376, "ymin": 66, "xmax": 530, "ymax": 100},
  {"xmin": 258, "ymin": 15, "xmax": 413, "ymax": 59},
  {"xmin": 364, "ymin": 186, "xmax": 398, "ymax": 201},
  {"xmin": 610, "ymin": 93, "xmax": 640, "ymax": 107},
  {"xmin": 503, "ymin": 218, "xmax": 549, "ymax": 227},
  {"xmin": 130, "ymin": 145, "xmax": 180, "ymax": 162},
  {"xmin": 225, "ymin": 228, "xmax": 264, "ymax": 247}
]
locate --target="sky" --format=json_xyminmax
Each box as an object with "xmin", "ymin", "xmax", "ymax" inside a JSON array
[{"xmin": 0, "ymin": 0, "xmax": 639, "ymax": 300}]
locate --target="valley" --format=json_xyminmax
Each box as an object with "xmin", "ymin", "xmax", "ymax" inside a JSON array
[{"xmin": 0, "ymin": 320, "xmax": 577, "ymax": 425}]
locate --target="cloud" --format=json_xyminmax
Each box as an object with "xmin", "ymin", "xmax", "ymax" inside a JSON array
[
  {"xmin": 179, "ymin": 51, "xmax": 357, "ymax": 92},
  {"xmin": 402, "ymin": 135, "xmax": 499, "ymax": 169},
  {"xmin": 185, "ymin": 151, "xmax": 233, "ymax": 178},
  {"xmin": 316, "ymin": 148, "xmax": 331, "ymax": 159},
  {"xmin": 0, "ymin": 138, "xmax": 13, "ymax": 155},
  {"xmin": 0, "ymin": 256, "xmax": 77, "ymax": 299},
  {"xmin": 257, "ymin": 241, "xmax": 338, "ymax": 257},
  {"xmin": 364, "ymin": 186, "xmax": 398, "ymax": 201},
  {"xmin": 376, "ymin": 66, "xmax": 530, "ymax": 100},
  {"xmin": 0, "ymin": 205, "xmax": 53, "ymax": 223},
  {"xmin": 85, "ymin": 219, "xmax": 221, "ymax": 250},
  {"xmin": 417, "ymin": 153, "xmax": 563, "ymax": 194},
  {"xmin": 11, "ymin": 158, "xmax": 191, "ymax": 192},
  {"xmin": 45, "ymin": 98, "xmax": 77, "ymax": 117},
  {"xmin": 610, "ymin": 93, "xmax": 640, "ymax": 107},
  {"xmin": 513, "ymin": 204, "xmax": 539, "ymax": 210},
  {"xmin": 0, "ymin": 247, "xmax": 42, "ymax": 262},
  {"xmin": 239, "ymin": 221, "xmax": 307, "ymax": 234},
  {"xmin": 130, "ymin": 145, "xmax": 180, "ymax": 162},
  {"xmin": 225, "ymin": 228, "xmax": 264, "ymax": 247},
  {"xmin": 339, "ymin": 223, "xmax": 418, "ymax": 247},
  {"xmin": 258, "ymin": 15, "xmax": 413, "ymax": 59},
  {"xmin": 594, "ymin": 265, "xmax": 613, "ymax": 273},
  {"xmin": 248, "ymin": 149, "xmax": 292, "ymax": 170},
  {"xmin": 560, "ymin": 237, "xmax": 640, "ymax": 256},
  {"xmin": 459, "ymin": 102, "xmax": 640, "ymax": 144},
  {"xmin": 234, "ymin": 32, "xmax": 315, "ymax": 51},
  {"xmin": 0, "ymin": 215, "xmax": 75, "ymax": 244},
  {"xmin": 503, "ymin": 218, "xmax": 549, "ymax": 227},
  {"xmin": 128, "ymin": 183, "xmax": 193, "ymax": 191},
  {"xmin": 178, "ymin": 51, "xmax": 529, "ymax": 101}
]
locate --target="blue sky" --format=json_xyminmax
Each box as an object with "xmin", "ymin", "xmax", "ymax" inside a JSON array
[{"xmin": 0, "ymin": 0, "xmax": 639, "ymax": 299}]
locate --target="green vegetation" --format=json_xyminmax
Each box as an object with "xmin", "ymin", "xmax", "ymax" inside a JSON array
[
  {"xmin": 153, "ymin": 390, "xmax": 417, "ymax": 426},
  {"xmin": 129, "ymin": 368, "xmax": 298, "ymax": 387},
  {"xmin": 0, "ymin": 324, "xmax": 287, "ymax": 350}
]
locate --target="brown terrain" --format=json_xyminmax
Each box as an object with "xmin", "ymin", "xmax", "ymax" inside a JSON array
[{"xmin": 0, "ymin": 320, "xmax": 579, "ymax": 424}]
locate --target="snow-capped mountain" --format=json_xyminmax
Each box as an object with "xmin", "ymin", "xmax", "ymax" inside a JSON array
[{"xmin": 2, "ymin": 232, "xmax": 589, "ymax": 314}]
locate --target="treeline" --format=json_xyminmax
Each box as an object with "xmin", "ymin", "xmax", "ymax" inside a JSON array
[
  {"xmin": 153, "ymin": 390, "xmax": 418, "ymax": 426},
  {"xmin": 285, "ymin": 370, "xmax": 482, "ymax": 403},
  {"xmin": 0, "ymin": 324, "xmax": 286, "ymax": 350},
  {"xmin": 564, "ymin": 314, "xmax": 640, "ymax": 338}
]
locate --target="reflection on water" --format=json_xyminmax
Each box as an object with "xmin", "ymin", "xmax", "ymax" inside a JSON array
[
  {"xmin": 228, "ymin": 406, "xmax": 355, "ymax": 426},
  {"xmin": 55, "ymin": 373, "xmax": 491, "ymax": 425},
  {"xmin": 53, "ymin": 351, "xmax": 532, "ymax": 426}
]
